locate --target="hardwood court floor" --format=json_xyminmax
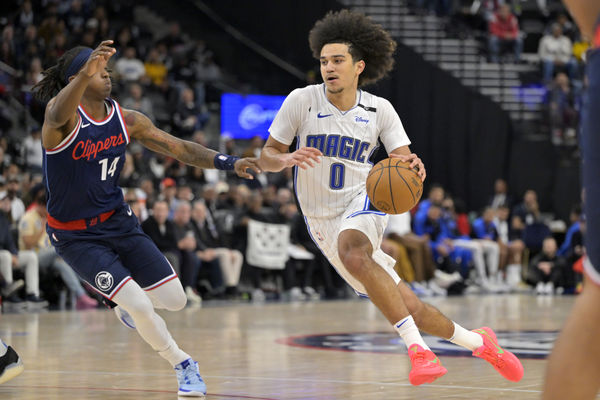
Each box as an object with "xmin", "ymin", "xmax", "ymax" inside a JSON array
[{"xmin": 0, "ymin": 294, "xmax": 592, "ymax": 399}]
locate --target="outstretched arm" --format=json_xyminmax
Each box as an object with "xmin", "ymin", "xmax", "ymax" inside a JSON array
[
  {"xmin": 124, "ymin": 109, "xmax": 261, "ymax": 178},
  {"xmin": 42, "ymin": 40, "xmax": 116, "ymax": 149}
]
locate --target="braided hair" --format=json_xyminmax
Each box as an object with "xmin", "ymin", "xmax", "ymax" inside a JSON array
[
  {"xmin": 32, "ymin": 46, "xmax": 89, "ymax": 102},
  {"xmin": 308, "ymin": 10, "xmax": 397, "ymax": 86}
]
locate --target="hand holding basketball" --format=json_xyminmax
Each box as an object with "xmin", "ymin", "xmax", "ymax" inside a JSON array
[
  {"xmin": 390, "ymin": 152, "xmax": 426, "ymax": 181},
  {"xmin": 366, "ymin": 158, "xmax": 424, "ymax": 214}
]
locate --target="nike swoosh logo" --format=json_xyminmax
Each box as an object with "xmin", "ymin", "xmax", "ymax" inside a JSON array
[
  {"xmin": 81, "ymin": 123, "xmax": 90, "ymax": 128},
  {"xmin": 429, "ymin": 357, "xmax": 440, "ymax": 364},
  {"xmin": 317, "ymin": 113, "xmax": 333, "ymax": 118},
  {"xmin": 127, "ymin": 207, "xmax": 132, "ymax": 216},
  {"xmin": 476, "ymin": 329, "xmax": 504, "ymax": 354}
]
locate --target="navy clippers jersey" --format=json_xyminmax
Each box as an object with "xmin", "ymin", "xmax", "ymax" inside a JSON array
[{"xmin": 43, "ymin": 98, "xmax": 130, "ymax": 221}]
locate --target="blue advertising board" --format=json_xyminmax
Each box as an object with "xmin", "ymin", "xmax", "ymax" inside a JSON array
[{"xmin": 221, "ymin": 93, "xmax": 286, "ymax": 140}]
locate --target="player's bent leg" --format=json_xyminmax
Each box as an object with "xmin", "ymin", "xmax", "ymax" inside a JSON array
[
  {"xmin": 396, "ymin": 281, "xmax": 454, "ymax": 338},
  {"xmin": 145, "ymin": 278, "xmax": 187, "ymax": 312},
  {"xmin": 396, "ymin": 280, "xmax": 523, "ymax": 381},
  {"xmin": 542, "ymin": 276, "xmax": 600, "ymax": 399},
  {"xmin": 338, "ymin": 229, "xmax": 447, "ymax": 385},
  {"xmin": 112, "ymin": 280, "xmax": 206, "ymax": 397},
  {"xmin": 338, "ymin": 229, "xmax": 410, "ymax": 324}
]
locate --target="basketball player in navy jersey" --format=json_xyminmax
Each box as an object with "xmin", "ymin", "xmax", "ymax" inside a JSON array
[
  {"xmin": 32, "ymin": 40, "xmax": 260, "ymax": 397},
  {"xmin": 543, "ymin": 2, "xmax": 600, "ymax": 399},
  {"xmin": 260, "ymin": 10, "xmax": 523, "ymax": 385}
]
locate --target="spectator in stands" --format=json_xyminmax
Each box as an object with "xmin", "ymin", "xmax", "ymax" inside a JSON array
[
  {"xmin": 173, "ymin": 88, "xmax": 209, "ymax": 138},
  {"xmin": 494, "ymin": 204, "xmax": 525, "ymax": 288},
  {"xmin": 544, "ymin": 72, "xmax": 579, "ymax": 146},
  {"xmin": 386, "ymin": 213, "xmax": 439, "ymax": 284},
  {"xmin": 172, "ymin": 201, "xmax": 217, "ymax": 302},
  {"xmin": 144, "ymin": 47, "xmax": 168, "ymax": 87},
  {"xmin": 21, "ymin": 126, "xmax": 43, "ymax": 173},
  {"xmin": 512, "ymin": 189, "xmax": 542, "ymax": 232},
  {"xmin": 114, "ymin": 26, "xmax": 136, "ymax": 52},
  {"xmin": 558, "ymin": 204, "xmax": 582, "ymax": 258},
  {"xmin": 2, "ymin": 177, "xmax": 25, "ymax": 225},
  {"xmin": 414, "ymin": 183, "xmax": 445, "ymax": 224},
  {"xmin": 557, "ymin": 204, "xmax": 583, "ymax": 291},
  {"xmin": 488, "ymin": 4, "xmax": 522, "ymax": 63},
  {"xmin": 513, "ymin": 190, "xmax": 551, "ymax": 256},
  {"xmin": 119, "ymin": 152, "xmax": 140, "ymax": 189},
  {"xmin": 472, "ymin": 207, "xmax": 510, "ymax": 288},
  {"xmin": 18, "ymin": 186, "xmax": 97, "ymax": 309},
  {"xmin": 0, "ymin": 192, "xmax": 46, "ymax": 310},
  {"xmin": 442, "ymin": 201, "xmax": 500, "ymax": 291},
  {"xmin": 159, "ymin": 22, "xmax": 186, "ymax": 55},
  {"xmin": 16, "ymin": 0, "xmax": 34, "ymax": 30},
  {"xmin": 115, "ymin": 46, "xmax": 146, "ymax": 83},
  {"xmin": 528, "ymin": 237, "xmax": 566, "ymax": 295},
  {"xmin": 549, "ymin": 13, "xmax": 577, "ymax": 42},
  {"xmin": 538, "ymin": 24, "xmax": 578, "ymax": 84},
  {"xmin": 63, "ymin": 0, "xmax": 86, "ymax": 35},
  {"xmin": 25, "ymin": 57, "xmax": 43, "ymax": 87},
  {"xmin": 242, "ymin": 136, "xmax": 265, "ymax": 159},
  {"xmin": 140, "ymin": 200, "xmax": 182, "ymax": 286},
  {"xmin": 488, "ymin": 178, "xmax": 513, "ymax": 209},
  {"xmin": 121, "ymin": 83, "xmax": 155, "ymax": 123},
  {"xmin": 158, "ymin": 177, "xmax": 178, "ymax": 215},
  {"xmin": 191, "ymin": 200, "xmax": 243, "ymax": 298}
]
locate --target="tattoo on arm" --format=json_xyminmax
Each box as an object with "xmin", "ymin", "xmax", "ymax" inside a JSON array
[{"xmin": 125, "ymin": 109, "xmax": 218, "ymax": 169}]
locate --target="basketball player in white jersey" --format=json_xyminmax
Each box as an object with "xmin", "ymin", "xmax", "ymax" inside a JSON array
[{"xmin": 260, "ymin": 9, "xmax": 523, "ymax": 385}]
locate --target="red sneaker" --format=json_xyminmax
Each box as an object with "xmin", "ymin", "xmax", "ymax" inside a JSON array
[
  {"xmin": 472, "ymin": 327, "xmax": 524, "ymax": 382},
  {"xmin": 407, "ymin": 344, "xmax": 447, "ymax": 386}
]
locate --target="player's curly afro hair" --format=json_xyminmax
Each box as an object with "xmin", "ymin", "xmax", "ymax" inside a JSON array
[{"xmin": 309, "ymin": 9, "xmax": 396, "ymax": 87}]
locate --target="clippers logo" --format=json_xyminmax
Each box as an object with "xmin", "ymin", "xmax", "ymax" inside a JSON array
[
  {"xmin": 315, "ymin": 231, "xmax": 325, "ymax": 241},
  {"xmin": 72, "ymin": 133, "xmax": 126, "ymax": 161},
  {"xmin": 95, "ymin": 271, "xmax": 114, "ymax": 292}
]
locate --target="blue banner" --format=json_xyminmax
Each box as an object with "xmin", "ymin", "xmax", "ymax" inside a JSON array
[{"xmin": 221, "ymin": 93, "xmax": 286, "ymax": 140}]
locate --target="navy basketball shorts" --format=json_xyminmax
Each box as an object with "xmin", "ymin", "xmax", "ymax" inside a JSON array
[
  {"xmin": 582, "ymin": 45, "xmax": 600, "ymax": 286},
  {"xmin": 48, "ymin": 205, "xmax": 178, "ymax": 299}
]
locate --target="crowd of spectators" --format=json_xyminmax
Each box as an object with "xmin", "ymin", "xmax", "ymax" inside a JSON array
[
  {"xmin": 411, "ymin": 1, "xmax": 587, "ymax": 156},
  {"xmin": 0, "ymin": 1, "xmax": 588, "ymax": 313},
  {"xmin": 383, "ymin": 178, "xmax": 584, "ymax": 297}
]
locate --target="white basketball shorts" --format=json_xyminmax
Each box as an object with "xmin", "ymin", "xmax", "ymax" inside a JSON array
[{"xmin": 304, "ymin": 193, "xmax": 400, "ymax": 296}]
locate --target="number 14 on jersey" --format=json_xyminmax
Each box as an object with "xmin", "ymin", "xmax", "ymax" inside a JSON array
[{"xmin": 99, "ymin": 157, "xmax": 120, "ymax": 181}]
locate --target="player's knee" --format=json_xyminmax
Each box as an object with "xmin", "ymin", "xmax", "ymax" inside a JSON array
[
  {"xmin": 163, "ymin": 291, "xmax": 187, "ymax": 311},
  {"xmin": 122, "ymin": 295, "xmax": 154, "ymax": 319},
  {"xmin": 339, "ymin": 247, "xmax": 371, "ymax": 278}
]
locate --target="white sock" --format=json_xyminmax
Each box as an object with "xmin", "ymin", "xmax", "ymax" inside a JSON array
[
  {"xmin": 158, "ymin": 339, "xmax": 191, "ymax": 367},
  {"xmin": 448, "ymin": 322, "xmax": 483, "ymax": 351},
  {"xmin": 394, "ymin": 315, "xmax": 430, "ymax": 350},
  {"xmin": 0, "ymin": 339, "xmax": 7, "ymax": 357}
]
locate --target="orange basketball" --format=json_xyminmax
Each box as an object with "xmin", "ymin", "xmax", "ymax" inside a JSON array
[{"xmin": 366, "ymin": 158, "xmax": 423, "ymax": 214}]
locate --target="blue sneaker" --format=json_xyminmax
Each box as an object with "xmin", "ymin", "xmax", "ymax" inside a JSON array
[
  {"xmin": 114, "ymin": 306, "xmax": 136, "ymax": 330},
  {"xmin": 175, "ymin": 358, "xmax": 206, "ymax": 397}
]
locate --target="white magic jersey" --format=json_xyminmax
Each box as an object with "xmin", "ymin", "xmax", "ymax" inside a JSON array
[{"xmin": 269, "ymin": 84, "xmax": 411, "ymax": 218}]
